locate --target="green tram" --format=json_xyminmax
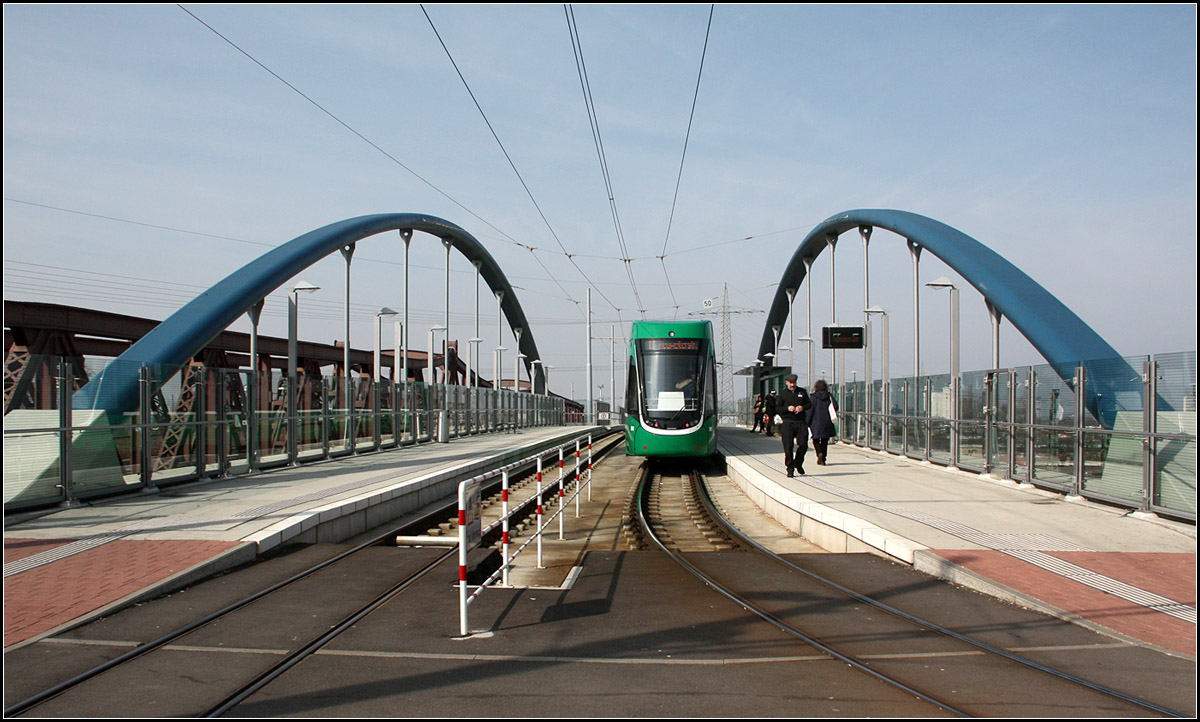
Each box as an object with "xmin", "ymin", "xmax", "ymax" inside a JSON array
[{"xmin": 624, "ymin": 320, "xmax": 718, "ymax": 457}]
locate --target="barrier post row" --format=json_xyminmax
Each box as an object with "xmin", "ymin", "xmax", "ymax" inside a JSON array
[
  {"xmin": 455, "ymin": 430, "xmax": 612, "ymax": 635},
  {"xmin": 587, "ymin": 434, "xmax": 593, "ymax": 502},
  {"xmin": 536, "ymin": 456, "xmax": 544, "ymax": 569},
  {"xmin": 574, "ymin": 439, "xmax": 581, "ymax": 517},
  {"xmin": 501, "ymin": 469, "xmax": 510, "ymax": 586}
]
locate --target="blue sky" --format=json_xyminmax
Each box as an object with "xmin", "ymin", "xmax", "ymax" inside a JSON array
[{"xmin": 3, "ymin": 4, "xmax": 1196, "ymax": 399}]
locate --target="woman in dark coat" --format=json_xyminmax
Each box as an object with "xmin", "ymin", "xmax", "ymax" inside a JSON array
[
  {"xmin": 806, "ymin": 379, "xmax": 838, "ymax": 465},
  {"xmin": 750, "ymin": 395, "xmax": 763, "ymax": 432}
]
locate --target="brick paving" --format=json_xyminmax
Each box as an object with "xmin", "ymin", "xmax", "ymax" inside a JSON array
[
  {"xmin": 1048, "ymin": 551, "xmax": 1196, "ymax": 604},
  {"xmin": 931, "ymin": 549, "xmax": 1196, "ymax": 656},
  {"xmin": 4, "ymin": 538, "xmax": 77, "ymax": 564},
  {"xmin": 3, "ymin": 538, "xmax": 240, "ymax": 648}
]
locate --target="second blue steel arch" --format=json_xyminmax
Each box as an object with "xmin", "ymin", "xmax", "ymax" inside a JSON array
[
  {"xmin": 757, "ymin": 209, "xmax": 1135, "ymax": 427},
  {"xmin": 74, "ymin": 213, "xmax": 546, "ymax": 416}
]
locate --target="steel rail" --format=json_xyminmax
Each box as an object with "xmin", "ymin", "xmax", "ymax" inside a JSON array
[
  {"xmin": 211, "ymin": 433, "xmax": 626, "ymax": 714},
  {"xmin": 633, "ymin": 463, "xmax": 972, "ymax": 718},
  {"xmin": 693, "ymin": 468, "xmax": 1188, "ymax": 718},
  {"xmin": 204, "ymin": 547, "xmax": 456, "ymax": 717},
  {"xmin": 2, "ymin": 518, "xmax": 407, "ymax": 718}
]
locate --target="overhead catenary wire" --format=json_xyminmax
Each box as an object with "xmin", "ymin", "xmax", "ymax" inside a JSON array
[
  {"xmin": 660, "ymin": 4, "xmax": 715, "ymax": 319},
  {"xmin": 4, "ymin": 197, "xmax": 817, "ymax": 280},
  {"xmin": 420, "ymin": 4, "xmax": 614, "ymax": 318},
  {"xmin": 176, "ymin": 5, "xmax": 531, "ymax": 257},
  {"xmin": 176, "ymin": 4, "xmax": 593, "ymax": 318},
  {"xmin": 565, "ymin": 4, "xmax": 642, "ymax": 321}
]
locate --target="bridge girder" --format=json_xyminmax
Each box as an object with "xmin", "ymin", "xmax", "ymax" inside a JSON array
[
  {"xmin": 758, "ymin": 209, "xmax": 1131, "ymax": 424},
  {"xmin": 73, "ymin": 213, "xmax": 545, "ymax": 415}
]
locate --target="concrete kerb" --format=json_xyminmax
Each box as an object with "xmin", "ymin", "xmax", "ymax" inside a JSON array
[
  {"xmin": 244, "ymin": 427, "xmax": 605, "ymax": 553},
  {"xmin": 717, "ymin": 443, "xmax": 926, "ymax": 563}
]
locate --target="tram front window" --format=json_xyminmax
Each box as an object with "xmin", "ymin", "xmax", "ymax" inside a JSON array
[{"xmin": 637, "ymin": 339, "xmax": 707, "ymax": 421}]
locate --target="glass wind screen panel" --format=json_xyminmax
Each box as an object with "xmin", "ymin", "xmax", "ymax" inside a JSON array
[{"xmin": 637, "ymin": 339, "xmax": 708, "ymax": 414}]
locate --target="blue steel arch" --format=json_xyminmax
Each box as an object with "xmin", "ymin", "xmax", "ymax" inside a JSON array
[
  {"xmin": 758, "ymin": 209, "xmax": 1133, "ymax": 425},
  {"xmin": 75, "ymin": 213, "xmax": 546, "ymax": 415}
]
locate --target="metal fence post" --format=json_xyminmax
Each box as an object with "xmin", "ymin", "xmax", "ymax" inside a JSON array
[
  {"xmin": 1026, "ymin": 368, "xmax": 1036, "ymax": 485},
  {"xmin": 1006, "ymin": 370, "xmax": 1017, "ymax": 479},
  {"xmin": 216, "ymin": 368, "xmax": 229, "ymax": 477},
  {"xmin": 923, "ymin": 378, "xmax": 932, "ymax": 463},
  {"xmin": 58, "ymin": 359, "xmax": 73, "ymax": 506},
  {"xmin": 139, "ymin": 365, "xmax": 156, "ymax": 491},
  {"xmin": 195, "ymin": 371, "xmax": 208, "ymax": 478},
  {"xmin": 322, "ymin": 375, "xmax": 331, "ymax": 457},
  {"xmin": 373, "ymin": 377, "xmax": 382, "ymax": 450},
  {"xmin": 984, "ymin": 371, "xmax": 995, "ymax": 476},
  {"xmin": 1071, "ymin": 365, "xmax": 1085, "ymax": 498},
  {"xmin": 1142, "ymin": 358, "xmax": 1156, "ymax": 513}
]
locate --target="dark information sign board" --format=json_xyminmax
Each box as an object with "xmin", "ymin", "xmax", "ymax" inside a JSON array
[{"xmin": 822, "ymin": 326, "xmax": 864, "ymax": 349}]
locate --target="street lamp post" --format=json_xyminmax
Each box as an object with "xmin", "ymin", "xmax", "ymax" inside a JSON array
[
  {"xmin": 795, "ymin": 337, "xmax": 815, "ymax": 388},
  {"xmin": 865, "ymin": 306, "xmax": 889, "ymax": 450},
  {"xmin": 374, "ymin": 307, "xmax": 398, "ymax": 448},
  {"xmin": 531, "ymin": 358, "xmax": 542, "ymax": 426},
  {"xmin": 515, "ymin": 352, "xmax": 526, "ymax": 428},
  {"xmin": 340, "ymin": 244, "xmax": 355, "ymax": 453},
  {"xmin": 785, "ymin": 287, "xmax": 797, "ymax": 369},
  {"xmin": 247, "ymin": 299, "xmax": 264, "ymax": 472},
  {"xmin": 926, "ymin": 278, "xmax": 959, "ymax": 467},
  {"xmin": 495, "ymin": 345, "xmax": 507, "ymax": 430},
  {"xmin": 429, "ymin": 325, "xmax": 447, "ymax": 442},
  {"xmin": 288, "ymin": 281, "xmax": 320, "ymax": 465},
  {"xmin": 467, "ymin": 338, "xmax": 482, "ymax": 389},
  {"xmin": 400, "ymin": 321, "xmax": 410, "ymax": 443},
  {"xmin": 428, "ymin": 325, "xmax": 447, "ymax": 386},
  {"xmin": 467, "ymin": 336, "xmax": 482, "ymax": 433}
]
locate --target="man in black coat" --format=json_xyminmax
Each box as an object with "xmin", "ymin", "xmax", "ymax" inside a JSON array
[{"xmin": 776, "ymin": 374, "xmax": 811, "ymax": 477}]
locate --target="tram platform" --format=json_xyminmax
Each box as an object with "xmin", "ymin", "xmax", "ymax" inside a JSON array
[
  {"xmin": 717, "ymin": 426, "xmax": 1197, "ymax": 657},
  {"xmin": 2, "ymin": 425, "xmax": 602, "ymax": 650}
]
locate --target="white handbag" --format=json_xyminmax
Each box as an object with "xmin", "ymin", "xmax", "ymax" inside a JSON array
[{"xmin": 829, "ymin": 405, "xmax": 838, "ymax": 424}]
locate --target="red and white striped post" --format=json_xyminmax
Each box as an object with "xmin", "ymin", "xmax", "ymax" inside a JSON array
[
  {"xmin": 501, "ymin": 468, "xmax": 510, "ymax": 586},
  {"xmin": 457, "ymin": 477, "xmax": 481, "ymax": 637},
  {"xmin": 574, "ymin": 439, "xmax": 581, "ymax": 517},
  {"xmin": 557, "ymin": 447, "xmax": 565, "ymax": 540},
  {"xmin": 587, "ymin": 434, "xmax": 594, "ymax": 502},
  {"xmin": 536, "ymin": 456, "xmax": 544, "ymax": 569}
]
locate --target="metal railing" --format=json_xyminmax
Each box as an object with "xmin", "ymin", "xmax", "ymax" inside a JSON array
[
  {"xmin": 739, "ymin": 351, "xmax": 1196, "ymax": 521},
  {"xmin": 3, "ymin": 357, "xmax": 569, "ymax": 512}
]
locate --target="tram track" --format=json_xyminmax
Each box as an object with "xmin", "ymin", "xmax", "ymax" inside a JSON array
[
  {"xmin": 633, "ymin": 459, "xmax": 1187, "ymax": 718},
  {"xmin": 5, "ymin": 430, "xmax": 620, "ymax": 718}
]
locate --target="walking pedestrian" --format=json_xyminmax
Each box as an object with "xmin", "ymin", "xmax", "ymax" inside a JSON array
[
  {"xmin": 807, "ymin": 379, "xmax": 838, "ymax": 465},
  {"xmin": 776, "ymin": 374, "xmax": 811, "ymax": 477},
  {"xmin": 750, "ymin": 394, "xmax": 763, "ymax": 432},
  {"xmin": 763, "ymin": 390, "xmax": 777, "ymax": 436}
]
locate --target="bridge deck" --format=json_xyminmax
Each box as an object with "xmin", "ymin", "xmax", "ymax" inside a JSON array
[
  {"xmin": 717, "ymin": 426, "xmax": 1195, "ymax": 657},
  {"xmin": 3, "ymin": 423, "xmax": 1194, "ymax": 659},
  {"xmin": 3, "ymin": 424, "xmax": 601, "ymax": 649}
]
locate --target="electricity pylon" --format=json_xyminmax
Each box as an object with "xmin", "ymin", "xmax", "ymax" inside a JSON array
[{"xmin": 689, "ymin": 283, "xmax": 762, "ymax": 418}]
